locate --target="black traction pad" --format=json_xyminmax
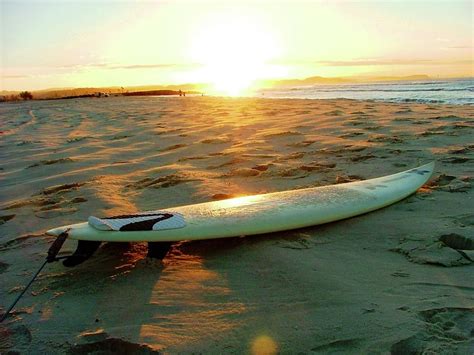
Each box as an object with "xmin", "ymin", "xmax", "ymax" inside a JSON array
[{"xmin": 88, "ymin": 211, "xmax": 186, "ymax": 231}]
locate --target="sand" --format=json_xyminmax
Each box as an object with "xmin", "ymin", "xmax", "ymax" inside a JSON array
[{"xmin": 0, "ymin": 96, "xmax": 473, "ymax": 354}]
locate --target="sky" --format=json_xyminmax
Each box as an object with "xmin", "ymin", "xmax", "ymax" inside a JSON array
[{"xmin": 1, "ymin": 0, "xmax": 473, "ymax": 94}]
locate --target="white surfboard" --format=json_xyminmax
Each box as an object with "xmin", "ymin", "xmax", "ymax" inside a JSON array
[{"xmin": 46, "ymin": 162, "xmax": 434, "ymax": 242}]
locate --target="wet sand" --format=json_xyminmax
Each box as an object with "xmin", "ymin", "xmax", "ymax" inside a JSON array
[{"xmin": 0, "ymin": 96, "xmax": 473, "ymax": 353}]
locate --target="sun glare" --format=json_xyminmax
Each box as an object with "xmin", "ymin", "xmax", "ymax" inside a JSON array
[{"xmin": 189, "ymin": 13, "xmax": 280, "ymax": 96}]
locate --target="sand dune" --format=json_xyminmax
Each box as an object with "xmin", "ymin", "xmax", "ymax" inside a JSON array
[{"xmin": 0, "ymin": 96, "xmax": 473, "ymax": 353}]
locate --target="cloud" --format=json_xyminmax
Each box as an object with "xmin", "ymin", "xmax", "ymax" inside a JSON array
[
  {"xmin": 58, "ymin": 62, "xmax": 200, "ymax": 71},
  {"xmin": 108, "ymin": 64, "xmax": 177, "ymax": 69},
  {"xmin": 314, "ymin": 58, "xmax": 473, "ymax": 66},
  {"xmin": 446, "ymin": 46, "xmax": 473, "ymax": 49},
  {"xmin": 315, "ymin": 59, "xmax": 430, "ymax": 66},
  {"xmin": 2, "ymin": 74, "xmax": 30, "ymax": 79},
  {"xmin": 57, "ymin": 63, "xmax": 109, "ymax": 70}
]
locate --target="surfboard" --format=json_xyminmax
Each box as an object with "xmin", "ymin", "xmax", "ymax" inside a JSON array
[{"xmin": 46, "ymin": 162, "xmax": 434, "ymax": 242}]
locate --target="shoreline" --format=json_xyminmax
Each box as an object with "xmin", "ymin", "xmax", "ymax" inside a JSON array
[
  {"xmin": 2, "ymin": 93, "xmax": 473, "ymax": 107},
  {"xmin": 2, "ymin": 76, "xmax": 472, "ymax": 104}
]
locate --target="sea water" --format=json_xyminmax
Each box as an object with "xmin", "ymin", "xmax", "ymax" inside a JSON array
[{"xmin": 258, "ymin": 78, "xmax": 474, "ymax": 105}]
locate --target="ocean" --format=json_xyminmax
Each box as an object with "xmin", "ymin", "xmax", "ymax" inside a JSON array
[{"xmin": 257, "ymin": 78, "xmax": 474, "ymax": 105}]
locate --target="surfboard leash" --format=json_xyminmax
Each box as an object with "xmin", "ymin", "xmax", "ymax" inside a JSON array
[{"xmin": 0, "ymin": 229, "xmax": 70, "ymax": 323}]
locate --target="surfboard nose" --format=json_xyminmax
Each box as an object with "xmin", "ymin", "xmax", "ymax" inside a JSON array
[{"xmin": 420, "ymin": 161, "xmax": 435, "ymax": 174}]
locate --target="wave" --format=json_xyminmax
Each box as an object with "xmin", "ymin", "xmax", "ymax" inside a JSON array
[
  {"xmin": 304, "ymin": 88, "xmax": 470, "ymax": 93},
  {"xmin": 260, "ymin": 78, "xmax": 474, "ymax": 105},
  {"xmin": 387, "ymin": 97, "xmax": 474, "ymax": 105}
]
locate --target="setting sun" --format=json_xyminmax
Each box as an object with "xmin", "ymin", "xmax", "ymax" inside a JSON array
[{"xmin": 189, "ymin": 12, "xmax": 281, "ymax": 96}]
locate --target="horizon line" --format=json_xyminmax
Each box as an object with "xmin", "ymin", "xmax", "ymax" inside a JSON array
[{"xmin": 1, "ymin": 73, "xmax": 473, "ymax": 94}]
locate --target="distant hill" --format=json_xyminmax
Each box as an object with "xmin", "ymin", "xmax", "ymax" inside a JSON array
[
  {"xmin": 261, "ymin": 74, "xmax": 432, "ymax": 88},
  {"xmin": 259, "ymin": 76, "xmax": 351, "ymax": 88},
  {"xmin": 356, "ymin": 75, "xmax": 431, "ymax": 82},
  {"xmin": 0, "ymin": 90, "xmax": 20, "ymax": 95},
  {"xmin": 12, "ymin": 84, "xmax": 204, "ymax": 100}
]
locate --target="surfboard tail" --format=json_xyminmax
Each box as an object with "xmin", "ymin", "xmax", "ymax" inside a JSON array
[{"xmin": 46, "ymin": 226, "xmax": 68, "ymax": 237}]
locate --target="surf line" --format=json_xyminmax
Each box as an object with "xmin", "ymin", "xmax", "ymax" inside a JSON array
[{"xmin": 0, "ymin": 230, "xmax": 71, "ymax": 323}]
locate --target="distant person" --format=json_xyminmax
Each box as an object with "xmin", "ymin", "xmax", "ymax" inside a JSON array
[
  {"xmin": 179, "ymin": 90, "xmax": 182, "ymax": 97},
  {"xmin": 183, "ymin": 91, "xmax": 186, "ymax": 97}
]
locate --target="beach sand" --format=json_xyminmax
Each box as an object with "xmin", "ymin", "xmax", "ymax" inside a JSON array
[{"xmin": 0, "ymin": 96, "xmax": 473, "ymax": 353}]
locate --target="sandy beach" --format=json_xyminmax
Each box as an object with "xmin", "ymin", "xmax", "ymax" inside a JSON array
[{"xmin": 0, "ymin": 96, "xmax": 473, "ymax": 353}]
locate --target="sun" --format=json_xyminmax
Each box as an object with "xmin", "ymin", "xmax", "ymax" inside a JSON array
[{"xmin": 189, "ymin": 13, "xmax": 280, "ymax": 96}]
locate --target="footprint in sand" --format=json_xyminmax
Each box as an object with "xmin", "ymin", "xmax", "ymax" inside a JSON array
[
  {"xmin": 33, "ymin": 196, "xmax": 86, "ymax": 215},
  {"xmin": 411, "ymin": 119, "xmax": 431, "ymax": 125},
  {"xmin": 223, "ymin": 168, "xmax": 261, "ymax": 177},
  {"xmin": 364, "ymin": 125, "xmax": 383, "ymax": 131},
  {"xmin": 2, "ymin": 183, "xmax": 87, "ymax": 225},
  {"xmin": 426, "ymin": 174, "xmax": 471, "ymax": 192},
  {"xmin": 128, "ymin": 173, "xmax": 198, "ymax": 189},
  {"xmin": 177, "ymin": 156, "xmax": 209, "ymax": 162},
  {"xmin": 161, "ymin": 143, "xmax": 187, "ymax": 152},
  {"xmin": 66, "ymin": 136, "xmax": 90, "ymax": 143},
  {"xmin": 207, "ymin": 157, "xmax": 246, "ymax": 170},
  {"xmin": 390, "ymin": 235, "xmax": 472, "ymax": 267},
  {"xmin": 267, "ymin": 162, "xmax": 335, "ymax": 179},
  {"xmin": 395, "ymin": 109, "xmax": 413, "ymax": 114},
  {"xmin": 442, "ymin": 157, "xmax": 471, "ymax": 164},
  {"xmin": 439, "ymin": 233, "xmax": 474, "ymax": 251},
  {"xmin": 0, "ymin": 233, "xmax": 43, "ymax": 251},
  {"xmin": 251, "ymin": 164, "xmax": 272, "ymax": 172},
  {"xmin": 324, "ymin": 110, "xmax": 345, "ymax": 116},
  {"xmin": 110, "ymin": 134, "xmax": 132, "ymax": 140},
  {"xmin": 447, "ymin": 145, "xmax": 474, "ymax": 154},
  {"xmin": 393, "ymin": 117, "xmax": 412, "ymax": 122},
  {"xmin": 339, "ymin": 131, "xmax": 365, "ymax": 138},
  {"xmin": 262, "ymin": 131, "xmax": 303, "ymax": 139},
  {"xmin": 27, "ymin": 158, "xmax": 74, "ymax": 169},
  {"xmin": 429, "ymin": 115, "xmax": 463, "ymax": 121},
  {"xmin": 0, "ymin": 214, "xmax": 15, "ymax": 225},
  {"xmin": 286, "ymin": 140, "xmax": 317, "ymax": 148},
  {"xmin": 39, "ymin": 182, "xmax": 86, "ymax": 195},
  {"xmin": 276, "ymin": 152, "xmax": 306, "ymax": 161},
  {"xmin": 311, "ymin": 338, "xmax": 363, "ymax": 353},
  {"xmin": 35, "ymin": 207, "xmax": 78, "ymax": 219},
  {"xmin": 69, "ymin": 338, "xmax": 159, "ymax": 354},
  {"xmin": 391, "ymin": 308, "xmax": 474, "ymax": 355},
  {"xmin": 343, "ymin": 120, "xmax": 365, "ymax": 127},
  {"xmin": 200, "ymin": 137, "xmax": 231, "ymax": 144},
  {"xmin": 16, "ymin": 140, "xmax": 37, "ymax": 146},
  {"xmin": 368, "ymin": 135, "xmax": 404, "ymax": 144},
  {"xmin": 419, "ymin": 129, "xmax": 446, "ymax": 137},
  {"xmin": 154, "ymin": 128, "xmax": 183, "ymax": 136},
  {"xmin": 450, "ymin": 214, "xmax": 474, "ymax": 228},
  {"xmin": 0, "ymin": 324, "xmax": 32, "ymax": 352},
  {"xmin": 300, "ymin": 162, "xmax": 336, "ymax": 172},
  {"xmin": 349, "ymin": 154, "xmax": 376, "ymax": 162}
]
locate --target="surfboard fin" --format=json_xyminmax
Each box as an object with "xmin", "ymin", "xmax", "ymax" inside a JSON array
[
  {"xmin": 63, "ymin": 240, "xmax": 102, "ymax": 267},
  {"xmin": 147, "ymin": 242, "xmax": 172, "ymax": 259}
]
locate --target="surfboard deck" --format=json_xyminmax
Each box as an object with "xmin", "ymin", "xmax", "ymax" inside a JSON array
[{"xmin": 46, "ymin": 162, "xmax": 434, "ymax": 242}]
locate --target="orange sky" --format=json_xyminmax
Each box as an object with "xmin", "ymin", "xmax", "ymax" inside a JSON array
[{"xmin": 1, "ymin": 0, "xmax": 473, "ymax": 94}]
